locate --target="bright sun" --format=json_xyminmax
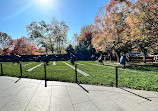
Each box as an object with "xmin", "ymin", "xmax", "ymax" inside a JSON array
[
  {"xmin": 34, "ymin": 0, "xmax": 54, "ymax": 9},
  {"xmin": 38, "ymin": 0, "xmax": 52, "ymax": 5}
]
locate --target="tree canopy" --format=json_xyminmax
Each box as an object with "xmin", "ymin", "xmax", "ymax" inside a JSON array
[
  {"xmin": 0, "ymin": 32, "xmax": 12, "ymax": 50},
  {"xmin": 3, "ymin": 37, "xmax": 40, "ymax": 55},
  {"xmin": 91, "ymin": 0, "xmax": 158, "ymax": 62},
  {"xmin": 27, "ymin": 18, "xmax": 69, "ymax": 55}
]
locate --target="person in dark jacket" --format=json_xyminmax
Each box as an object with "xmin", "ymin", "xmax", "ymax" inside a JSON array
[
  {"xmin": 98, "ymin": 54, "xmax": 104, "ymax": 65},
  {"xmin": 120, "ymin": 54, "xmax": 128, "ymax": 67},
  {"xmin": 154, "ymin": 55, "xmax": 158, "ymax": 62},
  {"xmin": 70, "ymin": 53, "xmax": 75, "ymax": 65},
  {"xmin": 91, "ymin": 54, "xmax": 95, "ymax": 61}
]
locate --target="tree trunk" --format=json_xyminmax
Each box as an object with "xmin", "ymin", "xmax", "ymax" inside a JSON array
[
  {"xmin": 45, "ymin": 45, "xmax": 48, "ymax": 55},
  {"xmin": 49, "ymin": 37, "xmax": 53, "ymax": 54},
  {"xmin": 57, "ymin": 40, "xmax": 59, "ymax": 54},
  {"xmin": 59, "ymin": 41, "xmax": 61, "ymax": 55},
  {"xmin": 143, "ymin": 54, "xmax": 146, "ymax": 63},
  {"xmin": 108, "ymin": 51, "xmax": 112, "ymax": 61},
  {"xmin": 116, "ymin": 51, "xmax": 121, "ymax": 62},
  {"xmin": 110, "ymin": 55, "xmax": 112, "ymax": 61},
  {"xmin": 143, "ymin": 49, "xmax": 147, "ymax": 63},
  {"xmin": 51, "ymin": 44, "xmax": 53, "ymax": 54}
]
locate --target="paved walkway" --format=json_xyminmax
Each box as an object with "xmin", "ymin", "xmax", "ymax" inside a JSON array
[
  {"xmin": 26, "ymin": 63, "xmax": 43, "ymax": 72},
  {"xmin": 53, "ymin": 62, "xmax": 56, "ymax": 65},
  {"xmin": 63, "ymin": 61, "xmax": 90, "ymax": 76},
  {"xmin": 23, "ymin": 63, "xmax": 33, "ymax": 67},
  {"xmin": 0, "ymin": 76, "xmax": 158, "ymax": 111},
  {"xmin": 76, "ymin": 63, "xmax": 85, "ymax": 66}
]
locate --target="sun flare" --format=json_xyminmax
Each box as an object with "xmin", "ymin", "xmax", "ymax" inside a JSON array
[
  {"xmin": 38, "ymin": 0, "xmax": 52, "ymax": 5},
  {"xmin": 34, "ymin": 0, "xmax": 54, "ymax": 10}
]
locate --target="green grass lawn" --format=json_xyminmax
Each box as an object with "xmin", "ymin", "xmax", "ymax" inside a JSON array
[
  {"xmin": 0, "ymin": 61, "xmax": 158, "ymax": 91},
  {"xmin": 75, "ymin": 61, "xmax": 158, "ymax": 91}
]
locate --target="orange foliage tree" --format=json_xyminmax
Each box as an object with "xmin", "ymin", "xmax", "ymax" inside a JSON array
[
  {"xmin": 126, "ymin": 0, "xmax": 158, "ymax": 62},
  {"xmin": 93, "ymin": 0, "xmax": 133, "ymax": 61},
  {"xmin": 74, "ymin": 25, "xmax": 96, "ymax": 60},
  {"xmin": 3, "ymin": 37, "xmax": 40, "ymax": 55}
]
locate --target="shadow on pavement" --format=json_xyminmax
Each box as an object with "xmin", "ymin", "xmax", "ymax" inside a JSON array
[
  {"xmin": 77, "ymin": 83, "xmax": 89, "ymax": 93},
  {"xmin": 120, "ymin": 87, "xmax": 152, "ymax": 101},
  {"xmin": 15, "ymin": 78, "xmax": 21, "ymax": 83}
]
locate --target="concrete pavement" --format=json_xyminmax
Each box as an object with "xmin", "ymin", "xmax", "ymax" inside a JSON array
[{"xmin": 0, "ymin": 76, "xmax": 158, "ymax": 111}]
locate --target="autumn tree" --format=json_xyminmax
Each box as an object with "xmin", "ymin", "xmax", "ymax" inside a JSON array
[
  {"xmin": 93, "ymin": 0, "xmax": 132, "ymax": 61},
  {"xmin": 74, "ymin": 25, "xmax": 96, "ymax": 60},
  {"xmin": 0, "ymin": 48, "xmax": 3, "ymax": 55},
  {"xmin": 127, "ymin": 0, "xmax": 158, "ymax": 63},
  {"xmin": 3, "ymin": 37, "xmax": 40, "ymax": 55}
]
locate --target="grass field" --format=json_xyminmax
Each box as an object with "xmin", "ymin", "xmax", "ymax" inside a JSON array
[{"xmin": 0, "ymin": 61, "xmax": 158, "ymax": 91}]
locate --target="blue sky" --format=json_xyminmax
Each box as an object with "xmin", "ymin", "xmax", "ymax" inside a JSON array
[{"xmin": 0, "ymin": 0, "xmax": 109, "ymax": 41}]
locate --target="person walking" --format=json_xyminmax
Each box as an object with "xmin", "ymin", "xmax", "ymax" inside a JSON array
[
  {"xmin": 70, "ymin": 53, "xmax": 75, "ymax": 65},
  {"xmin": 91, "ymin": 54, "xmax": 95, "ymax": 61},
  {"xmin": 98, "ymin": 54, "xmax": 104, "ymax": 65},
  {"xmin": 120, "ymin": 54, "xmax": 127, "ymax": 67},
  {"xmin": 154, "ymin": 55, "xmax": 158, "ymax": 62}
]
